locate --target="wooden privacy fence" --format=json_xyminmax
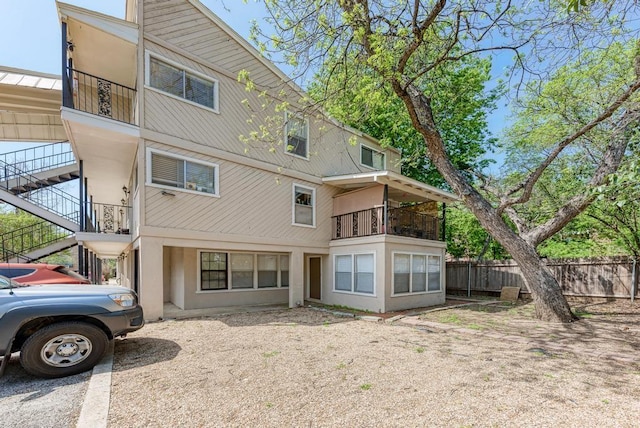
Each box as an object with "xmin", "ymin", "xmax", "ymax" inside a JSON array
[{"xmin": 446, "ymin": 257, "xmax": 639, "ymax": 299}]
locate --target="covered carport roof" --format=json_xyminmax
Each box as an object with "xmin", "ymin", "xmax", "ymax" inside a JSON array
[{"xmin": 0, "ymin": 66, "xmax": 66, "ymax": 142}]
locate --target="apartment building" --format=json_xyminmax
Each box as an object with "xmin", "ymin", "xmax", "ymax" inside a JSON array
[{"xmin": 0, "ymin": 0, "xmax": 456, "ymax": 319}]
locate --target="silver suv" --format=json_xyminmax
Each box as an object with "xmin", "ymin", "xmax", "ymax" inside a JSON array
[{"xmin": 0, "ymin": 275, "xmax": 144, "ymax": 378}]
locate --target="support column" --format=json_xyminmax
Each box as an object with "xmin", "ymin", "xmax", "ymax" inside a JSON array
[
  {"xmin": 289, "ymin": 249, "xmax": 304, "ymax": 308},
  {"xmin": 138, "ymin": 237, "xmax": 164, "ymax": 320},
  {"xmin": 83, "ymin": 247, "xmax": 89, "ymax": 279},
  {"xmin": 79, "ymin": 160, "xmax": 84, "ymax": 231},
  {"xmin": 78, "ymin": 243, "xmax": 84, "ymax": 276}
]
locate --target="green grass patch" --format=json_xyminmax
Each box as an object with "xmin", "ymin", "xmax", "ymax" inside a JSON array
[{"xmin": 439, "ymin": 314, "xmax": 463, "ymax": 324}]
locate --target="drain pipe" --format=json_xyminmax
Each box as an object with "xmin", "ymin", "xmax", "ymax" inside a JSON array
[{"xmin": 632, "ymin": 258, "xmax": 637, "ymax": 303}]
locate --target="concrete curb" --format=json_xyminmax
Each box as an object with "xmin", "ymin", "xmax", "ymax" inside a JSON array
[{"xmin": 76, "ymin": 341, "xmax": 114, "ymax": 428}]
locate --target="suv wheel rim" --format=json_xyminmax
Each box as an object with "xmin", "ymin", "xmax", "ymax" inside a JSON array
[{"xmin": 41, "ymin": 334, "xmax": 93, "ymax": 367}]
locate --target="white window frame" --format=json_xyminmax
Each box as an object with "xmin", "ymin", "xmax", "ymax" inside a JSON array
[
  {"xmin": 292, "ymin": 183, "xmax": 316, "ymax": 228},
  {"xmin": 284, "ymin": 111, "xmax": 309, "ymax": 160},
  {"xmin": 197, "ymin": 251, "xmax": 290, "ymax": 293},
  {"xmin": 146, "ymin": 148, "xmax": 220, "ymax": 197},
  {"xmin": 391, "ymin": 251, "xmax": 442, "ymax": 296},
  {"xmin": 144, "ymin": 51, "xmax": 220, "ymax": 114},
  {"xmin": 332, "ymin": 253, "xmax": 376, "ymax": 297},
  {"xmin": 360, "ymin": 144, "xmax": 386, "ymax": 170}
]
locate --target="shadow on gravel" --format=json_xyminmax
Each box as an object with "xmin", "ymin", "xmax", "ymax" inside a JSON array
[
  {"xmin": 112, "ymin": 337, "xmax": 181, "ymax": 372},
  {"xmin": 0, "ymin": 354, "xmax": 90, "ymax": 400}
]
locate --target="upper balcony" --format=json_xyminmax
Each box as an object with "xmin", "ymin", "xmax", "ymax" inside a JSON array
[
  {"xmin": 58, "ymin": 2, "xmax": 140, "ymax": 207},
  {"xmin": 324, "ymin": 171, "xmax": 458, "ymax": 242}
]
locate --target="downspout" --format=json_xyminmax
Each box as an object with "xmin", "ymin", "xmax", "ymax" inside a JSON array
[
  {"xmin": 441, "ymin": 202, "xmax": 446, "ymax": 242},
  {"xmin": 383, "ymin": 184, "xmax": 388, "ymax": 235}
]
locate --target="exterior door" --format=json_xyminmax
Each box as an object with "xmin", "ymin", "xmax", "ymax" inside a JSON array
[{"xmin": 309, "ymin": 257, "xmax": 321, "ymax": 300}]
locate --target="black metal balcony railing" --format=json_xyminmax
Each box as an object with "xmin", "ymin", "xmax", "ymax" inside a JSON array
[
  {"xmin": 66, "ymin": 67, "xmax": 136, "ymax": 125},
  {"xmin": 85, "ymin": 202, "xmax": 131, "ymax": 235},
  {"xmin": 332, "ymin": 206, "xmax": 441, "ymax": 241}
]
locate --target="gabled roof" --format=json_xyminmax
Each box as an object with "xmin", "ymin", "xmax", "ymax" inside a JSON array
[{"xmin": 323, "ymin": 171, "xmax": 458, "ymax": 204}]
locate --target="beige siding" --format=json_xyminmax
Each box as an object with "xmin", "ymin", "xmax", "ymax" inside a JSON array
[
  {"xmin": 143, "ymin": 0, "xmax": 283, "ymax": 89},
  {"xmin": 142, "ymin": 4, "xmax": 398, "ymax": 178},
  {"xmin": 143, "ymin": 140, "xmax": 340, "ymax": 244}
]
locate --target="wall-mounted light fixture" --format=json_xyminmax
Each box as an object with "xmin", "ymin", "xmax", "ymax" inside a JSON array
[{"xmin": 122, "ymin": 186, "xmax": 130, "ymax": 197}]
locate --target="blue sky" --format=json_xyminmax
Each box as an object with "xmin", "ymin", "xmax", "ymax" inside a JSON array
[
  {"xmin": 0, "ymin": 0, "xmax": 259, "ymax": 74},
  {"xmin": 0, "ymin": 0, "xmax": 262, "ymax": 154},
  {"xmin": 0, "ymin": 0, "xmax": 507, "ymax": 166}
]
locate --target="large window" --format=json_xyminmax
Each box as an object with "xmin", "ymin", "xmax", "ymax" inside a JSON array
[
  {"xmin": 199, "ymin": 251, "xmax": 289, "ymax": 291},
  {"xmin": 285, "ymin": 112, "xmax": 308, "ymax": 158},
  {"xmin": 201, "ymin": 252, "xmax": 227, "ymax": 290},
  {"xmin": 147, "ymin": 54, "xmax": 219, "ymax": 111},
  {"xmin": 148, "ymin": 149, "xmax": 219, "ymax": 196},
  {"xmin": 393, "ymin": 253, "xmax": 441, "ymax": 294},
  {"xmin": 334, "ymin": 253, "xmax": 375, "ymax": 295},
  {"xmin": 361, "ymin": 145, "xmax": 385, "ymax": 170},
  {"xmin": 293, "ymin": 184, "xmax": 315, "ymax": 227}
]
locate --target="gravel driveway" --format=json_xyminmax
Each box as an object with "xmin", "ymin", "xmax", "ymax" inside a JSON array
[
  {"xmin": 107, "ymin": 302, "xmax": 640, "ymax": 427},
  {"xmin": 0, "ymin": 353, "xmax": 90, "ymax": 428}
]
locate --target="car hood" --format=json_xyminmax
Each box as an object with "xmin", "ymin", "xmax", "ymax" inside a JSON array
[{"xmin": 10, "ymin": 284, "xmax": 136, "ymax": 298}]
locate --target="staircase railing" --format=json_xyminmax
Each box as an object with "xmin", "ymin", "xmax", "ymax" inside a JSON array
[
  {"xmin": 0, "ymin": 220, "xmax": 74, "ymax": 263},
  {"xmin": 0, "ymin": 142, "xmax": 76, "ymax": 181},
  {"xmin": 0, "ymin": 159, "xmax": 80, "ymax": 224},
  {"xmin": 0, "ymin": 248, "xmax": 34, "ymax": 263}
]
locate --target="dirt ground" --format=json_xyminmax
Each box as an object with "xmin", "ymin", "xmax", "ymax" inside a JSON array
[{"xmin": 108, "ymin": 299, "xmax": 640, "ymax": 427}]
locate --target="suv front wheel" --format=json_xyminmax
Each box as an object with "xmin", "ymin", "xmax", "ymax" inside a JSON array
[{"xmin": 20, "ymin": 322, "xmax": 109, "ymax": 378}]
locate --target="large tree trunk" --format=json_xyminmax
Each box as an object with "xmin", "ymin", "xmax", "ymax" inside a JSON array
[{"xmin": 394, "ymin": 81, "xmax": 577, "ymax": 322}]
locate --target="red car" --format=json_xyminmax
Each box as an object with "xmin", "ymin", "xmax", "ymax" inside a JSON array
[{"xmin": 0, "ymin": 263, "xmax": 90, "ymax": 285}]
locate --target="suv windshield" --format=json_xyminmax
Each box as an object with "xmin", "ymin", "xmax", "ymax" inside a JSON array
[{"xmin": 0, "ymin": 274, "xmax": 25, "ymax": 289}]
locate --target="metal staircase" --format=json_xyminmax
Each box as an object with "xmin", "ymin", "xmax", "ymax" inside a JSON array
[
  {"xmin": 0, "ymin": 142, "xmax": 79, "ymax": 193},
  {"xmin": 0, "ymin": 220, "xmax": 76, "ymax": 263},
  {"xmin": 0, "ymin": 142, "xmax": 80, "ymax": 262}
]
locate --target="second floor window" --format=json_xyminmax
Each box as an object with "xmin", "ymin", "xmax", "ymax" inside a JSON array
[
  {"xmin": 285, "ymin": 112, "xmax": 308, "ymax": 158},
  {"xmin": 361, "ymin": 145, "xmax": 385, "ymax": 170},
  {"xmin": 148, "ymin": 55, "xmax": 218, "ymax": 111},
  {"xmin": 149, "ymin": 150, "xmax": 219, "ymax": 196},
  {"xmin": 293, "ymin": 184, "xmax": 315, "ymax": 227}
]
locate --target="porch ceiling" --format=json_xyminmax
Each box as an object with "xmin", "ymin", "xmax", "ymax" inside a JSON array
[
  {"xmin": 76, "ymin": 232, "xmax": 132, "ymax": 258},
  {"xmin": 323, "ymin": 171, "xmax": 458, "ymax": 204},
  {"xmin": 59, "ymin": 2, "xmax": 138, "ymax": 88},
  {"xmin": 61, "ymin": 107, "xmax": 138, "ymax": 205}
]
